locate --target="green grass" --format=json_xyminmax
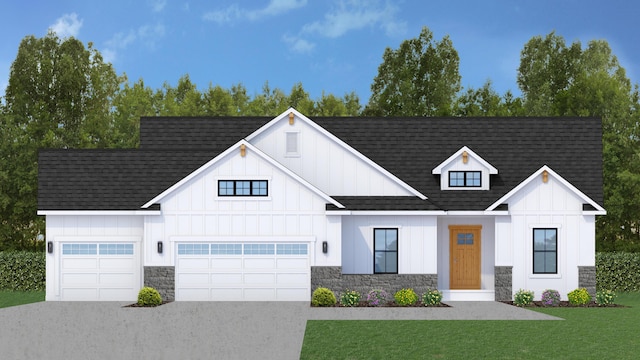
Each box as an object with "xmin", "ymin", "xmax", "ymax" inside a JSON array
[
  {"xmin": 0, "ymin": 290, "xmax": 45, "ymax": 309},
  {"xmin": 300, "ymin": 293, "xmax": 640, "ymax": 359}
]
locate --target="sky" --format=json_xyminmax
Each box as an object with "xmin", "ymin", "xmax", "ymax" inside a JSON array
[{"xmin": 1, "ymin": 0, "xmax": 639, "ymax": 104}]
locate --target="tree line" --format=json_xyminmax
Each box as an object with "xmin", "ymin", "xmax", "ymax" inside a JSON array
[{"xmin": 1, "ymin": 27, "xmax": 639, "ymax": 251}]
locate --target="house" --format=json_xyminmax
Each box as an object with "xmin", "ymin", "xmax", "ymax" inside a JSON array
[{"xmin": 38, "ymin": 108, "xmax": 605, "ymax": 302}]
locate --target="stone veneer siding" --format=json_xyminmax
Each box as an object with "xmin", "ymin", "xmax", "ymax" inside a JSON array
[
  {"xmin": 578, "ymin": 266, "xmax": 596, "ymax": 298},
  {"xmin": 494, "ymin": 266, "xmax": 513, "ymax": 301},
  {"xmin": 144, "ymin": 266, "xmax": 175, "ymax": 301},
  {"xmin": 311, "ymin": 266, "xmax": 437, "ymax": 299}
]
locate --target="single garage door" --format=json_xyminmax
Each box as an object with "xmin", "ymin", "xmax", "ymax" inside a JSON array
[
  {"xmin": 176, "ymin": 243, "xmax": 310, "ymax": 301},
  {"xmin": 60, "ymin": 242, "xmax": 140, "ymax": 301}
]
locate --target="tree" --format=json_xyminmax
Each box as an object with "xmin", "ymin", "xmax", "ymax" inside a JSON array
[
  {"xmin": 111, "ymin": 77, "xmax": 157, "ymax": 148},
  {"xmin": 1, "ymin": 32, "xmax": 121, "ymax": 250},
  {"xmin": 516, "ymin": 32, "xmax": 640, "ymax": 250},
  {"xmin": 365, "ymin": 26, "xmax": 461, "ymax": 116},
  {"xmin": 453, "ymin": 81, "xmax": 524, "ymax": 116}
]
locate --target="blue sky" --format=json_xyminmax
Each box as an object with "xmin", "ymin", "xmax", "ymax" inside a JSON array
[{"xmin": 1, "ymin": 0, "xmax": 638, "ymax": 104}]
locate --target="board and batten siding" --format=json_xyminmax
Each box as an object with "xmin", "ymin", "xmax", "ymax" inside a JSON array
[
  {"xmin": 249, "ymin": 114, "xmax": 415, "ymax": 197},
  {"xmin": 44, "ymin": 215, "xmax": 144, "ymax": 301},
  {"xmin": 144, "ymin": 147, "xmax": 338, "ymax": 267},
  {"xmin": 501, "ymin": 173, "xmax": 596, "ymax": 300},
  {"xmin": 341, "ymin": 215, "xmax": 437, "ymax": 275}
]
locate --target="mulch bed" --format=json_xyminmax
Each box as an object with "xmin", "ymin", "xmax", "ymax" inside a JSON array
[
  {"xmin": 314, "ymin": 301, "xmax": 450, "ymax": 308},
  {"xmin": 123, "ymin": 301, "xmax": 173, "ymax": 308},
  {"xmin": 500, "ymin": 301, "xmax": 625, "ymax": 308}
]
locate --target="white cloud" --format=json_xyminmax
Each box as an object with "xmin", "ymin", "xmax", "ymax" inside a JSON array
[
  {"xmin": 149, "ymin": 0, "xmax": 167, "ymax": 12},
  {"xmin": 102, "ymin": 23, "xmax": 165, "ymax": 63},
  {"xmin": 49, "ymin": 13, "xmax": 83, "ymax": 38},
  {"xmin": 283, "ymin": 35, "xmax": 316, "ymax": 54},
  {"xmin": 203, "ymin": 0, "xmax": 307, "ymax": 24},
  {"xmin": 303, "ymin": 0, "xmax": 406, "ymax": 38}
]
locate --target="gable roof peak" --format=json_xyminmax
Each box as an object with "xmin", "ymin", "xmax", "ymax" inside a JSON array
[{"xmin": 432, "ymin": 145, "xmax": 498, "ymax": 175}]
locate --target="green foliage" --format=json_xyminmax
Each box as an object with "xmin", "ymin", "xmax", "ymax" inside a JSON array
[
  {"xmin": 393, "ymin": 288, "xmax": 418, "ymax": 306},
  {"xmin": 137, "ymin": 286, "xmax": 162, "ymax": 306},
  {"xmin": 365, "ymin": 26, "xmax": 461, "ymax": 116},
  {"xmin": 567, "ymin": 288, "xmax": 591, "ymax": 306},
  {"xmin": 514, "ymin": 289, "xmax": 534, "ymax": 307},
  {"xmin": 596, "ymin": 252, "xmax": 640, "ymax": 292},
  {"xmin": 540, "ymin": 289, "xmax": 561, "ymax": 307},
  {"xmin": 596, "ymin": 290, "xmax": 616, "ymax": 306},
  {"xmin": 339, "ymin": 289, "xmax": 361, "ymax": 307},
  {"xmin": 0, "ymin": 251, "xmax": 46, "ymax": 291},
  {"xmin": 422, "ymin": 289, "xmax": 443, "ymax": 306},
  {"xmin": 311, "ymin": 287, "xmax": 336, "ymax": 307}
]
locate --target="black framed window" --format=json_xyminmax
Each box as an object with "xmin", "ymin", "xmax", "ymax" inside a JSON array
[
  {"xmin": 374, "ymin": 228, "xmax": 398, "ymax": 274},
  {"xmin": 449, "ymin": 171, "xmax": 481, "ymax": 187},
  {"xmin": 533, "ymin": 228, "xmax": 557, "ymax": 274},
  {"xmin": 218, "ymin": 180, "xmax": 268, "ymax": 196}
]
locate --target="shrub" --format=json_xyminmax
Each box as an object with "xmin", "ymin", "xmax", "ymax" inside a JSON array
[
  {"xmin": 596, "ymin": 290, "xmax": 616, "ymax": 306},
  {"xmin": 394, "ymin": 288, "xmax": 418, "ymax": 306},
  {"xmin": 0, "ymin": 251, "xmax": 46, "ymax": 291},
  {"xmin": 137, "ymin": 287, "xmax": 162, "ymax": 306},
  {"xmin": 514, "ymin": 289, "xmax": 534, "ymax": 307},
  {"xmin": 366, "ymin": 289, "xmax": 391, "ymax": 306},
  {"xmin": 596, "ymin": 252, "xmax": 640, "ymax": 292},
  {"xmin": 422, "ymin": 289, "xmax": 443, "ymax": 306},
  {"xmin": 311, "ymin": 287, "xmax": 336, "ymax": 307},
  {"xmin": 567, "ymin": 288, "xmax": 591, "ymax": 306},
  {"xmin": 340, "ymin": 290, "xmax": 361, "ymax": 307},
  {"xmin": 540, "ymin": 289, "xmax": 561, "ymax": 307}
]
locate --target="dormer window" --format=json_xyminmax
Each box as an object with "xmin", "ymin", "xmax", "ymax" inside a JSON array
[{"xmin": 449, "ymin": 171, "xmax": 481, "ymax": 187}]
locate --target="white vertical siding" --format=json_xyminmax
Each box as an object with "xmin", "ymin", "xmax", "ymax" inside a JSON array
[
  {"xmin": 249, "ymin": 115, "xmax": 414, "ymax": 196},
  {"xmin": 144, "ymin": 147, "xmax": 339, "ymax": 267},
  {"xmin": 507, "ymin": 174, "xmax": 594, "ymax": 300},
  {"xmin": 341, "ymin": 215, "xmax": 438, "ymax": 274}
]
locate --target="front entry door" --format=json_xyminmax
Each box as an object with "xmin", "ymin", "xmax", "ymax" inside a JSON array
[{"xmin": 449, "ymin": 225, "xmax": 482, "ymax": 289}]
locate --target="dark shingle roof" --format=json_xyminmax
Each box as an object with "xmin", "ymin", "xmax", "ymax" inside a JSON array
[{"xmin": 38, "ymin": 116, "xmax": 603, "ymax": 211}]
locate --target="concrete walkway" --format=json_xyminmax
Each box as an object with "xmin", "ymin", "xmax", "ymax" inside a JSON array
[{"xmin": 0, "ymin": 301, "xmax": 560, "ymax": 360}]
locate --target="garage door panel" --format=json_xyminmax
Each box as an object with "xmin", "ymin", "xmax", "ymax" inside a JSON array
[
  {"xmin": 62, "ymin": 273, "xmax": 97, "ymax": 285},
  {"xmin": 277, "ymin": 288, "xmax": 308, "ymax": 300},
  {"xmin": 99, "ymin": 273, "xmax": 134, "ymax": 286},
  {"xmin": 62, "ymin": 258, "xmax": 98, "ymax": 270},
  {"xmin": 243, "ymin": 258, "xmax": 275, "ymax": 270},
  {"xmin": 276, "ymin": 273, "xmax": 308, "ymax": 284},
  {"xmin": 276, "ymin": 258, "xmax": 308, "ymax": 269},
  {"xmin": 177, "ymin": 258, "xmax": 209, "ymax": 269},
  {"xmin": 211, "ymin": 273, "xmax": 242, "ymax": 284},
  {"xmin": 244, "ymin": 273, "xmax": 276, "ymax": 285},
  {"xmin": 177, "ymin": 273, "xmax": 209, "ymax": 286},
  {"xmin": 211, "ymin": 258, "xmax": 242, "ymax": 269},
  {"xmin": 211, "ymin": 288, "xmax": 243, "ymax": 300},
  {"xmin": 178, "ymin": 288, "xmax": 211, "ymax": 301},
  {"xmin": 243, "ymin": 288, "xmax": 275, "ymax": 300},
  {"xmin": 99, "ymin": 257, "xmax": 134, "ymax": 269}
]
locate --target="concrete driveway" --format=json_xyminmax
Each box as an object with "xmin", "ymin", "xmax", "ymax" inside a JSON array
[{"xmin": 0, "ymin": 301, "xmax": 559, "ymax": 360}]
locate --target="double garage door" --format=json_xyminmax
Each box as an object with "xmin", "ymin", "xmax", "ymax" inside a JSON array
[
  {"xmin": 59, "ymin": 242, "xmax": 140, "ymax": 301},
  {"xmin": 175, "ymin": 242, "xmax": 310, "ymax": 301}
]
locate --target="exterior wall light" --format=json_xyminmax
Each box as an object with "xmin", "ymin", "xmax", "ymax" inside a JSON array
[
  {"xmin": 47, "ymin": 241, "xmax": 53, "ymax": 254},
  {"xmin": 322, "ymin": 241, "xmax": 328, "ymax": 254},
  {"xmin": 157, "ymin": 241, "xmax": 163, "ymax": 254}
]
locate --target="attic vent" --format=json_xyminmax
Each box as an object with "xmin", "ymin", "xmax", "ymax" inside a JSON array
[{"xmin": 286, "ymin": 132, "xmax": 299, "ymax": 156}]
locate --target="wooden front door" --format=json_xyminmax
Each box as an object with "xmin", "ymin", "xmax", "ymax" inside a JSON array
[{"xmin": 449, "ymin": 225, "xmax": 482, "ymax": 289}]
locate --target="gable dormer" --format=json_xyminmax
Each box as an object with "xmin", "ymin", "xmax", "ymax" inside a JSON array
[{"xmin": 432, "ymin": 146, "xmax": 498, "ymax": 190}]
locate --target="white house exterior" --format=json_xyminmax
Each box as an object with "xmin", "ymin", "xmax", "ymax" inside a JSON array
[{"xmin": 38, "ymin": 109, "xmax": 605, "ymax": 302}]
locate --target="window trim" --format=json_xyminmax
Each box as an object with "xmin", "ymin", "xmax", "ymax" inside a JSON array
[
  {"xmin": 218, "ymin": 180, "xmax": 268, "ymax": 197},
  {"xmin": 373, "ymin": 228, "xmax": 398, "ymax": 274},
  {"xmin": 449, "ymin": 171, "xmax": 482, "ymax": 188},
  {"xmin": 532, "ymin": 228, "xmax": 558, "ymax": 274}
]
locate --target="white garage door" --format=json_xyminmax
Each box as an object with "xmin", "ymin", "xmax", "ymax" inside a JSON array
[
  {"xmin": 59, "ymin": 243, "xmax": 140, "ymax": 301},
  {"xmin": 176, "ymin": 243, "xmax": 310, "ymax": 301}
]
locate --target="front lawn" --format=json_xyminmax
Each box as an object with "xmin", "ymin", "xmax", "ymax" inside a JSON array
[
  {"xmin": 300, "ymin": 292, "xmax": 640, "ymax": 359},
  {"xmin": 0, "ymin": 290, "xmax": 45, "ymax": 309}
]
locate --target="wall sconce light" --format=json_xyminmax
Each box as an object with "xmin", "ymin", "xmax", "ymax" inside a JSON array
[
  {"xmin": 47, "ymin": 241, "xmax": 53, "ymax": 254},
  {"xmin": 322, "ymin": 241, "xmax": 328, "ymax": 254},
  {"xmin": 157, "ymin": 241, "xmax": 163, "ymax": 254}
]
